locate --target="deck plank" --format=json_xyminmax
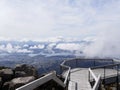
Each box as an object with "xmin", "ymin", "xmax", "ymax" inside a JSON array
[{"xmin": 69, "ymin": 68, "xmax": 92, "ymax": 90}]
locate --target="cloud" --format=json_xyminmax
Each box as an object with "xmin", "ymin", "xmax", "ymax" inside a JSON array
[
  {"xmin": 0, "ymin": 0, "xmax": 120, "ymax": 39},
  {"xmin": 38, "ymin": 44, "xmax": 45, "ymax": 49},
  {"xmin": 45, "ymin": 43, "xmax": 56, "ymax": 54},
  {"xmin": 0, "ymin": 0, "xmax": 120, "ymax": 58},
  {"xmin": 17, "ymin": 49, "xmax": 32, "ymax": 53},
  {"xmin": 0, "ymin": 0, "xmax": 55, "ymax": 39},
  {"xmin": 83, "ymin": 28, "xmax": 120, "ymax": 58},
  {"xmin": 29, "ymin": 45, "xmax": 38, "ymax": 49},
  {"xmin": 29, "ymin": 44, "xmax": 44, "ymax": 49},
  {"xmin": 56, "ymin": 43, "xmax": 84, "ymax": 51},
  {"xmin": 0, "ymin": 43, "xmax": 32, "ymax": 53}
]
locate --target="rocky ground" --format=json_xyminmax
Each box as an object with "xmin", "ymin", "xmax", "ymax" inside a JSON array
[{"xmin": 0, "ymin": 64, "xmax": 38, "ymax": 90}]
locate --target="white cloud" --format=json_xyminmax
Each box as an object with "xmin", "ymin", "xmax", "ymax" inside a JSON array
[
  {"xmin": 0, "ymin": 0, "xmax": 55, "ymax": 39},
  {"xmin": 83, "ymin": 28, "xmax": 120, "ymax": 58},
  {"xmin": 0, "ymin": 45, "xmax": 5, "ymax": 51},
  {"xmin": 83, "ymin": 36, "xmax": 96, "ymax": 42},
  {"xmin": 17, "ymin": 49, "xmax": 32, "ymax": 53},
  {"xmin": 29, "ymin": 45, "xmax": 38, "ymax": 49},
  {"xmin": 14, "ymin": 45, "xmax": 21, "ymax": 49},
  {"xmin": 38, "ymin": 44, "xmax": 45, "ymax": 49},
  {"xmin": 0, "ymin": 0, "xmax": 120, "ymax": 58},
  {"xmin": 0, "ymin": 43, "xmax": 32, "ymax": 53},
  {"xmin": 6, "ymin": 43, "xmax": 13, "ymax": 53},
  {"xmin": 0, "ymin": 0, "xmax": 120, "ymax": 39},
  {"xmin": 47, "ymin": 36, "xmax": 65, "ymax": 42},
  {"xmin": 56, "ymin": 43, "xmax": 84, "ymax": 51},
  {"xmin": 29, "ymin": 44, "xmax": 44, "ymax": 49},
  {"xmin": 23, "ymin": 44, "xmax": 29, "ymax": 48}
]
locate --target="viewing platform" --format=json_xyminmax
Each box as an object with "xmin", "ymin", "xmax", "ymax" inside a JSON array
[
  {"xmin": 63, "ymin": 68, "xmax": 119, "ymax": 90},
  {"xmin": 16, "ymin": 58, "xmax": 120, "ymax": 90},
  {"xmin": 61, "ymin": 59, "xmax": 120, "ymax": 90}
]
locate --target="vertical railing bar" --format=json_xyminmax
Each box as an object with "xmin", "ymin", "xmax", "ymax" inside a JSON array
[
  {"xmin": 104, "ymin": 66, "xmax": 106, "ymax": 88},
  {"xmin": 117, "ymin": 64, "xmax": 119, "ymax": 90},
  {"xmin": 76, "ymin": 59, "xmax": 77, "ymax": 68},
  {"xmin": 88, "ymin": 70, "xmax": 90, "ymax": 82}
]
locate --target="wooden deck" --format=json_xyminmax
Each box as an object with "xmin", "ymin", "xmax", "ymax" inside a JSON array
[
  {"xmin": 63, "ymin": 68, "xmax": 119, "ymax": 90},
  {"xmin": 68, "ymin": 68, "xmax": 91, "ymax": 90}
]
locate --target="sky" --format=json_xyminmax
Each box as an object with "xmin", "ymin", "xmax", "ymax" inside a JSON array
[{"xmin": 0, "ymin": 0, "xmax": 120, "ymax": 40}]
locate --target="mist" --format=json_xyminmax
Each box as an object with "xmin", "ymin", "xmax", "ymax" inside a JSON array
[{"xmin": 83, "ymin": 26, "xmax": 120, "ymax": 59}]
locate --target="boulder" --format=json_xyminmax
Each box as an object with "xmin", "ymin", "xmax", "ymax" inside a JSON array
[
  {"xmin": 0, "ymin": 66, "xmax": 8, "ymax": 70},
  {"xmin": 15, "ymin": 64, "xmax": 38, "ymax": 77},
  {"xmin": 15, "ymin": 71, "xmax": 27, "ymax": 78},
  {"xmin": 0, "ymin": 77, "xmax": 2, "ymax": 88},
  {"xmin": 2, "ymin": 82, "xmax": 10, "ymax": 90},
  {"xmin": 9, "ymin": 76, "xmax": 35, "ymax": 90},
  {"xmin": 0, "ymin": 69, "xmax": 13, "ymax": 82}
]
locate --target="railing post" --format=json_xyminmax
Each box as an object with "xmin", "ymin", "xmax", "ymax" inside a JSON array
[
  {"xmin": 94, "ymin": 60, "xmax": 95, "ymax": 67},
  {"xmin": 88, "ymin": 70, "xmax": 90, "ymax": 82},
  {"xmin": 76, "ymin": 59, "xmax": 77, "ymax": 67},
  {"xmin": 60, "ymin": 65, "xmax": 62, "ymax": 74},
  {"xmin": 117, "ymin": 65, "xmax": 119, "ymax": 90},
  {"xmin": 104, "ymin": 66, "xmax": 106, "ymax": 88}
]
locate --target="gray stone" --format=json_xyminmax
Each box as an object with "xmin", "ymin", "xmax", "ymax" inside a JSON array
[
  {"xmin": 0, "ymin": 77, "xmax": 2, "ymax": 88},
  {"xmin": 15, "ymin": 64, "xmax": 38, "ymax": 77},
  {"xmin": 2, "ymin": 82, "xmax": 10, "ymax": 90},
  {"xmin": 11, "ymin": 76, "xmax": 35, "ymax": 84},
  {"xmin": 9, "ymin": 76, "xmax": 35, "ymax": 90},
  {"xmin": 0, "ymin": 69, "xmax": 13, "ymax": 82},
  {"xmin": 15, "ymin": 71, "xmax": 27, "ymax": 78}
]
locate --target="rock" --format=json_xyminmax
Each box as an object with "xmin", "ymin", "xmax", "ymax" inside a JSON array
[
  {"xmin": 9, "ymin": 76, "xmax": 35, "ymax": 90},
  {"xmin": 15, "ymin": 64, "xmax": 38, "ymax": 77},
  {"xmin": 0, "ymin": 66, "xmax": 8, "ymax": 70},
  {"xmin": 11, "ymin": 76, "xmax": 35, "ymax": 84},
  {"xmin": 2, "ymin": 82, "xmax": 10, "ymax": 90},
  {"xmin": 15, "ymin": 71, "xmax": 27, "ymax": 78},
  {"xmin": 0, "ymin": 77, "xmax": 2, "ymax": 88},
  {"xmin": 0, "ymin": 69, "xmax": 13, "ymax": 82}
]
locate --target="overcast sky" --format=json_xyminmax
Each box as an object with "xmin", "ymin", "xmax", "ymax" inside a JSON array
[{"xmin": 0, "ymin": 0, "xmax": 120, "ymax": 40}]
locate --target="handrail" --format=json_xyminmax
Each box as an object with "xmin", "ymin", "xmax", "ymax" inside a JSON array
[
  {"xmin": 16, "ymin": 71, "xmax": 65, "ymax": 90},
  {"xmin": 90, "ymin": 63, "xmax": 120, "ymax": 90},
  {"xmin": 64, "ymin": 67, "xmax": 71, "ymax": 85},
  {"xmin": 89, "ymin": 68, "xmax": 98, "ymax": 81},
  {"xmin": 88, "ymin": 68, "xmax": 101, "ymax": 90},
  {"xmin": 93, "ymin": 75, "xmax": 101, "ymax": 90},
  {"xmin": 60, "ymin": 60, "xmax": 71, "ymax": 86},
  {"xmin": 91, "ymin": 63, "xmax": 120, "ymax": 69},
  {"xmin": 63, "ymin": 58, "xmax": 113, "ymax": 64},
  {"xmin": 61, "ymin": 58, "xmax": 114, "ymax": 70}
]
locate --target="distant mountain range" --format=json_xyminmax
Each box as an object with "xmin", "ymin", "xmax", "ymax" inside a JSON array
[
  {"xmin": 0, "ymin": 37, "xmax": 94, "ymax": 74},
  {"xmin": 0, "ymin": 38, "xmax": 93, "ymax": 57}
]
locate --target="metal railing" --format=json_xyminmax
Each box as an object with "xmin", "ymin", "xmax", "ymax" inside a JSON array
[
  {"xmin": 61, "ymin": 58, "xmax": 114, "ymax": 69},
  {"xmin": 90, "ymin": 63, "xmax": 120, "ymax": 90},
  {"xmin": 88, "ymin": 68, "xmax": 101, "ymax": 90},
  {"xmin": 60, "ymin": 60, "xmax": 71, "ymax": 86}
]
